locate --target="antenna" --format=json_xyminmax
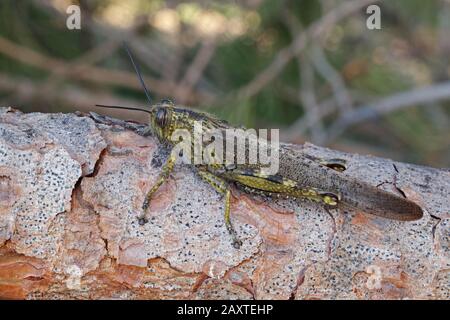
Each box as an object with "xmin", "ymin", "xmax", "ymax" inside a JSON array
[
  {"xmin": 95, "ymin": 104, "xmax": 152, "ymax": 114},
  {"xmin": 123, "ymin": 42, "xmax": 153, "ymax": 105}
]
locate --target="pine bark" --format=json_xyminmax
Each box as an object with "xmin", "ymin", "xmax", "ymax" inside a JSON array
[{"xmin": 0, "ymin": 107, "xmax": 448, "ymax": 300}]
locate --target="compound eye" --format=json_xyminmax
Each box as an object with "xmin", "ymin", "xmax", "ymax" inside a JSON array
[{"xmin": 155, "ymin": 108, "xmax": 167, "ymax": 127}]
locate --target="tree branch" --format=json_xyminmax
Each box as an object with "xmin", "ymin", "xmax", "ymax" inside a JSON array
[
  {"xmin": 0, "ymin": 107, "xmax": 447, "ymax": 299},
  {"xmin": 326, "ymin": 81, "xmax": 450, "ymax": 141},
  {"xmin": 0, "ymin": 36, "xmax": 214, "ymax": 104},
  {"xmin": 235, "ymin": 0, "xmax": 378, "ymax": 100}
]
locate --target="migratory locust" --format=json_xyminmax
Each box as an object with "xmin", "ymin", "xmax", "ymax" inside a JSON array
[{"xmin": 95, "ymin": 44, "xmax": 423, "ymax": 249}]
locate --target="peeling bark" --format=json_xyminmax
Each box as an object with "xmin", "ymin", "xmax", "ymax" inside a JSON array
[{"xmin": 0, "ymin": 107, "xmax": 448, "ymax": 300}]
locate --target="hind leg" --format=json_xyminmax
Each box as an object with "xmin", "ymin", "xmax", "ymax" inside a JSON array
[
  {"xmin": 197, "ymin": 170, "xmax": 242, "ymax": 249},
  {"xmin": 222, "ymin": 168, "xmax": 340, "ymax": 206}
]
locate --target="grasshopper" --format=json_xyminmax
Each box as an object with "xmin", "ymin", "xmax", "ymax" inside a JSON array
[{"xmin": 95, "ymin": 44, "xmax": 423, "ymax": 249}]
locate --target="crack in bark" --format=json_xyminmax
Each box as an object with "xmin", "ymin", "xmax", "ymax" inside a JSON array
[
  {"xmin": 289, "ymin": 265, "xmax": 308, "ymax": 300},
  {"xmin": 225, "ymin": 243, "xmax": 263, "ymax": 299},
  {"xmin": 430, "ymin": 214, "xmax": 442, "ymax": 247},
  {"xmin": 84, "ymin": 147, "xmax": 108, "ymax": 178},
  {"xmin": 325, "ymin": 208, "xmax": 338, "ymax": 257},
  {"xmin": 391, "ymin": 163, "xmax": 408, "ymax": 199}
]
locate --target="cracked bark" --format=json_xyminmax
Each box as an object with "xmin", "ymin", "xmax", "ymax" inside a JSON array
[{"xmin": 0, "ymin": 107, "xmax": 448, "ymax": 300}]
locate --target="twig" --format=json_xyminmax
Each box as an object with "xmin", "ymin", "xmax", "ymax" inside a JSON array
[
  {"xmin": 0, "ymin": 72, "xmax": 146, "ymax": 121},
  {"xmin": 437, "ymin": 1, "xmax": 450, "ymax": 54},
  {"xmin": 282, "ymin": 97, "xmax": 336, "ymax": 141},
  {"xmin": 310, "ymin": 45, "xmax": 353, "ymax": 113},
  {"xmin": 235, "ymin": 0, "xmax": 378, "ymax": 100},
  {"xmin": 299, "ymin": 59, "xmax": 326, "ymax": 144},
  {"xmin": 282, "ymin": 89, "xmax": 371, "ymax": 142},
  {"xmin": 40, "ymin": 40, "xmax": 122, "ymax": 95},
  {"xmin": 33, "ymin": 0, "xmax": 170, "ymax": 75},
  {"xmin": 39, "ymin": 18, "xmax": 150, "ymax": 101},
  {"xmin": 34, "ymin": 0, "xmax": 217, "ymax": 105},
  {"xmin": 326, "ymin": 81, "xmax": 450, "ymax": 141},
  {"xmin": 0, "ymin": 36, "xmax": 213, "ymax": 104},
  {"xmin": 282, "ymin": 9, "xmax": 329, "ymax": 144},
  {"xmin": 178, "ymin": 38, "xmax": 217, "ymax": 103}
]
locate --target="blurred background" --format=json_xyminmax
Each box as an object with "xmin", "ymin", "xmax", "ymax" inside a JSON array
[{"xmin": 0, "ymin": 0, "xmax": 449, "ymax": 167}]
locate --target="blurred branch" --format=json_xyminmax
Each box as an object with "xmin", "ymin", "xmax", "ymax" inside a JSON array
[
  {"xmin": 424, "ymin": 103, "xmax": 450, "ymax": 130},
  {"xmin": 82, "ymin": 17, "xmax": 172, "ymax": 76},
  {"xmin": 282, "ymin": 8, "xmax": 350, "ymax": 144},
  {"xmin": 282, "ymin": 97, "xmax": 336, "ymax": 141},
  {"xmin": 34, "ymin": 0, "xmax": 172, "ymax": 75},
  {"xmin": 438, "ymin": 1, "xmax": 450, "ymax": 54},
  {"xmin": 39, "ymin": 19, "xmax": 150, "ymax": 101},
  {"xmin": 235, "ymin": 0, "xmax": 378, "ymax": 100},
  {"xmin": 326, "ymin": 81, "xmax": 450, "ymax": 141},
  {"xmin": 177, "ymin": 37, "xmax": 217, "ymax": 103},
  {"xmin": 34, "ymin": 0, "xmax": 217, "ymax": 104},
  {"xmin": 310, "ymin": 0, "xmax": 353, "ymax": 114},
  {"xmin": 162, "ymin": 36, "xmax": 183, "ymax": 84},
  {"xmin": 282, "ymin": 89, "xmax": 375, "ymax": 142},
  {"xmin": 282, "ymin": 9, "xmax": 325, "ymax": 144},
  {"xmin": 310, "ymin": 45, "xmax": 353, "ymax": 113},
  {"xmin": 0, "ymin": 36, "xmax": 213, "ymax": 104},
  {"xmin": 299, "ymin": 59, "xmax": 326, "ymax": 144},
  {"xmin": 40, "ymin": 40, "xmax": 122, "ymax": 96},
  {"xmin": 0, "ymin": 72, "xmax": 146, "ymax": 121}
]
